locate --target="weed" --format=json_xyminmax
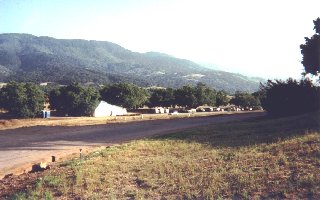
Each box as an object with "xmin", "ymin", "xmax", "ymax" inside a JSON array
[
  {"xmin": 43, "ymin": 191, "xmax": 53, "ymax": 200},
  {"xmin": 7, "ymin": 192, "xmax": 26, "ymax": 200},
  {"xmin": 43, "ymin": 175, "xmax": 63, "ymax": 187}
]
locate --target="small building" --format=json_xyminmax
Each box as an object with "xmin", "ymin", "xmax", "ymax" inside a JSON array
[
  {"xmin": 94, "ymin": 101, "xmax": 127, "ymax": 117},
  {"xmin": 153, "ymin": 107, "xmax": 168, "ymax": 114},
  {"xmin": 158, "ymin": 107, "xmax": 165, "ymax": 114}
]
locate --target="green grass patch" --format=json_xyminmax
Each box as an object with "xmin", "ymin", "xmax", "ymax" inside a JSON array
[{"xmin": 8, "ymin": 112, "xmax": 320, "ymax": 199}]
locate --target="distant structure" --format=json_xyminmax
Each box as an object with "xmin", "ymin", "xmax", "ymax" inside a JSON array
[{"xmin": 94, "ymin": 101, "xmax": 127, "ymax": 117}]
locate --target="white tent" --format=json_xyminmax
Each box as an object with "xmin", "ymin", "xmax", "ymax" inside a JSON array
[{"xmin": 94, "ymin": 101, "xmax": 127, "ymax": 117}]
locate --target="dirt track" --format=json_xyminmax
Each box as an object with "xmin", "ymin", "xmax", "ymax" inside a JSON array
[{"xmin": 0, "ymin": 112, "xmax": 265, "ymax": 178}]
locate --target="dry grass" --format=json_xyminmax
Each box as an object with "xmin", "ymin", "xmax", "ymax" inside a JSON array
[
  {"xmin": 0, "ymin": 111, "xmax": 246, "ymax": 130},
  {"xmin": 6, "ymin": 112, "xmax": 320, "ymax": 199}
]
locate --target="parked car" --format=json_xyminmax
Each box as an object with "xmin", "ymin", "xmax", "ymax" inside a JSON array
[{"xmin": 196, "ymin": 108, "xmax": 205, "ymax": 112}]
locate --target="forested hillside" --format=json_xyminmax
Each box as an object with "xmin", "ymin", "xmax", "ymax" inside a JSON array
[{"xmin": 0, "ymin": 33, "xmax": 264, "ymax": 92}]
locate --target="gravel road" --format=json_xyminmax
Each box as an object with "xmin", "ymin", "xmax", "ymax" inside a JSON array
[{"xmin": 0, "ymin": 112, "xmax": 265, "ymax": 178}]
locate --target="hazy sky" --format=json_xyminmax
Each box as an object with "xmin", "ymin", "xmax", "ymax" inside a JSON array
[{"xmin": 1, "ymin": 0, "xmax": 319, "ymax": 79}]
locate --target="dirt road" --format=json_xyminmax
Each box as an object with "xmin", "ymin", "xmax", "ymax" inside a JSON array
[{"xmin": 0, "ymin": 112, "xmax": 265, "ymax": 178}]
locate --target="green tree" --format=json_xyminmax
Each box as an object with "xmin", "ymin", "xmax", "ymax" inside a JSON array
[
  {"xmin": 100, "ymin": 83, "xmax": 148, "ymax": 109},
  {"xmin": 174, "ymin": 84, "xmax": 216, "ymax": 108},
  {"xmin": 174, "ymin": 85, "xmax": 197, "ymax": 108},
  {"xmin": 252, "ymin": 90, "xmax": 265, "ymax": 107},
  {"xmin": 260, "ymin": 78, "xmax": 319, "ymax": 116},
  {"xmin": 216, "ymin": 90, "xmax": 230, "ymax": 106},
  {"xmin": 148, "ymin": 88, "xmax": 175, "ymax": 107},
  {"xmin": 300, "ymin": 17, "xmax": 320, "ymax": 78},
  {"xmin": 194, "ymin": 83, "xmax": 216, "ymax": 106},
  {"xmin": 230, "ymin": 91, "xmax": 259, "ymax": 108},
  {"xmin": 49, "ymin": 83, "xmax": 100, "ymax": 116},
  {"xmin": 0, "ymin": 82, "xmax": 45, "ymax": 118}
]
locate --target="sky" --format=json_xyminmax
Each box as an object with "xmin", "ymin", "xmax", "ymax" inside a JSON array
[{"xmin": 0, "ymin": 0, "xmax": 319, "ymax": 79}]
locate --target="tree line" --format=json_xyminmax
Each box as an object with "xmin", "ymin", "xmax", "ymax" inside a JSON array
[
  {"xmin": 0, "ymin": 79, "xmax": 318, "ymax": 119},
  {"xmin": 0, "ymin": 81, "xmax": 262, "ymax": 118}
]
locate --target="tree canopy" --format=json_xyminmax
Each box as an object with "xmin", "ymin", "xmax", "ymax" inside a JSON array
[
  {"xmin": 148, "ymin": 88, "xmax": 175, "ymax": 108},
  {"xmin": 49, "ymin": 83, "xmax": 100, "ymax": 116},
  {"xmin": 216, "ymin": 90, "xmax": 229, "ymax": 106},
  {"xmin": 194, "ymin": 83, "xmax": 216, "ymax": 107},
  {"xmin": 100, "ymin": 83, "xmax": 149, "ymax": 109},
  {"xmin": 230, "ymin": 92, "xmax": 260, "ymax": 108},
  {"xmin": 174, "ymin": 85, "xmax": 198, "ymax": 108},
  {"xmin": 174, "ymin": 83, "xmax": 216, "ymax": 108},
  {"xmin": 300, "ymin": 17, "xmax": 320, "ymax": 78},
  {"xmin": 0, "ymin": 82, "xmax": 45, "ymax": 118},
  {"xmin": 260, "ymin": 78, "xmax": 319, "ymax": 116}
]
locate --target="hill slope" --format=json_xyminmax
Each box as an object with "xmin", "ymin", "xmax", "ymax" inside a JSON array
[{"xmin": 0, "ymin": 33, "xmax": 263, "ymax": 92}]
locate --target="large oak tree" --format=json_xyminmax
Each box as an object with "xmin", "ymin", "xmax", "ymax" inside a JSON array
[
  {"xmin": 0, "ymin": 82, "xmax": 45, "ymax": 118},
  {"xmin": 49, "ymin": 83, "xmax": 99, "ymax": 116},
  {"xmin": 100, "ymin": 83, "xmax": 148, "ymax": 109}
]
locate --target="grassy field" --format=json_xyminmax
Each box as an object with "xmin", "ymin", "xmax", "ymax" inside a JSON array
[{"xmin": 7, "ymin": 112, "xmax": 320, "ymax": 199}]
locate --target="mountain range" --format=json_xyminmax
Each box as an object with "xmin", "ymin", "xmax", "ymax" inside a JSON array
[{"xmin": 0, "ymin": 33, "xmax": 264, "ymax": 92}]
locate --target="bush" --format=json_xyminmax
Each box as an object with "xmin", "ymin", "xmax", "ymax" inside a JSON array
[{"xmin": 260, "ymin": 78, "xmax": 319, "ymax": 116}]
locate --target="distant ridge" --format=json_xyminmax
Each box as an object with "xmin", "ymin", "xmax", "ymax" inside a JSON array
[{"xmin": 0, "ymin": 33, "xmax": 264, "ymax": 92}]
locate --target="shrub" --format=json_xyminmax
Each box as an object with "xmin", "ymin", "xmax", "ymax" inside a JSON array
[{"xmin": 260, "ymin": 78, "xmax": 319, "ymax": 116}]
